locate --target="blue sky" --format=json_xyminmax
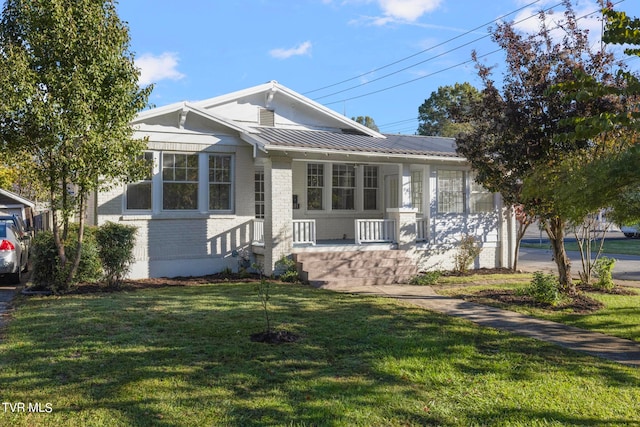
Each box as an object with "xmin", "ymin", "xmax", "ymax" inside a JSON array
[{"xmin": 117, "ymin": 0, "xmax": 640, "ymax": 134}]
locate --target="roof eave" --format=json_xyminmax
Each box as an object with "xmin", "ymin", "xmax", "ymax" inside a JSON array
[{"xmin": 264, "ymin": 145, "xmax": 465, "ymax": 162}]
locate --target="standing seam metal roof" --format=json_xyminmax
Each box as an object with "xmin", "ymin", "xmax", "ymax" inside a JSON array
[{"xmin": 253, "ymin": 127, "xmax": 460, "ymax": 157}]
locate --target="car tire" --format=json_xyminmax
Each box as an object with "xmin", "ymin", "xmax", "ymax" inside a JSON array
[{"xmin": 10, "ymin": 268, "xmax": 21, "ymax": 285}]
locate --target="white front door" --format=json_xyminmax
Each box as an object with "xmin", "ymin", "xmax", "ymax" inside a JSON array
[{"xmin": 385, "ymin": 174, "xmax": 398, "ymax": 211}]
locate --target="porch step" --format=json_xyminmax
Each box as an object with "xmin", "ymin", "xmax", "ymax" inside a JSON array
[{"xmin": 294, "ymin": 250, "xmax": 417, "ymax": 288}]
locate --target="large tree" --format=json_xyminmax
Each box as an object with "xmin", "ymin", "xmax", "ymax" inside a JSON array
[
  {"xmin": 417, "ymin": 82, "xmax": 481, "ymax": 137},
  {"xmin": 0, "ymin": 0, "xmax": 151, "ymax": 287},
  {"xmin": 547, "ymin": 5, "xmax": 640, "ymax": 225},
  {"xmin": 455, "ymin": 1, "xmax": 624, "ymax": 292}
]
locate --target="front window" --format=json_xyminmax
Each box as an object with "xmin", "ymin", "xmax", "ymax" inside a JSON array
[
  {"xmin": 363, "ymin": 165, "xmax": 378, "ymax": 210},
  {"xmin": 470, "ymin": 176, "xmax": 494, "ymax": 213},
  {"xmin": 332, "ymin": 164, "xmax": 355, "ymax": 210},
  {"xmin": 307, "ymin": 164, "xmax": 324, "ymax": 210},
  {"xmin": 255, "ymin": 168, "xmax": 265, "ymax": 218},
  {"xmin": 437, "ymin": 170, "xmax": 464, "ymax": 213},
  {"xmin": 411, "ymin": 170, "xmax": 423, "ymax": 214},
  {"xmin": 162, "ymin": 153, "xmax": 199, "ymax": 210},
  {"xmin": 209, "ymin": 155, "xmax": 232, "ymax": 211},
  {"xmin": 126, "ymin": 151, "xmax": 154, "ymax": 211}
]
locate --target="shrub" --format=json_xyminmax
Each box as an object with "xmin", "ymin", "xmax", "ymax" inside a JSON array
[
  {"xmin": 95, "ymin": 222, "xmax": 137, "ymax": 288},
  {"xmin": 593, "ymin": 256, "xmax": 616, "ymax": 291},
  {"xmin": 453, "ymin": 234, "xmax": 483, "ymax": 274},
  {"xmin": 525, "ymin": 272, "xmax": 561, "ymax": 306},
  {"xmin": 31, "ymin": 226, "xmax": 102, "ymax": 293},
  {"xmin": 410, "ymin": 271, "xmax": 441, "ymax": 286},
  {"xmin": 274, "ymin": 255, "xmax": 299, "ymax": 283}
]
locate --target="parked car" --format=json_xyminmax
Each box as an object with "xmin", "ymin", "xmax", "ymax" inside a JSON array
[
  {"xmin": 0, "ymin": 221, "xmax": 29, "ymax": 284},
  {"xmin": 621, "ymin": 224, "xmax": 640, "ymax": 239},
  {"xmin": 0, "ymin": 214, "xmax": 32, "ymax": 255}
]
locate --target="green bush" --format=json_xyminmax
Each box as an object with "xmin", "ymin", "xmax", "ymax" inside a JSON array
[
  {"xmin": 410, "ymin": 271, "xmax": 441, "ymax": 286},
  {"xmin": 525, "ymin": 272, "xmax": 561, "ymax": 306},
  {"xmin": 95, "ymin": 222, "xmax": 137, "ymax": 288},
  {"xmin": 274, "ymin": 256, "xmax": 300, "ymax": 283},
  {"xmin": 453, "ymin": 234, "xmax": 483, "ymax": 274},
  {"xmin": 31, "ymin": 226, "xmax": 102, "ymax": 293},
  {"xmin": 593, "ymin": 256, "xmax": 616, "ymax": 291}
]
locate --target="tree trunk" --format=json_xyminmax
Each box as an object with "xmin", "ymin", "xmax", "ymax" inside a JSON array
[
  {"xmin": 544, "ymin": 217, "xmax": 574, "ymax": 294},
  {"xmin": 66, "ymin": 192, "xmax": 86, "ymax": 285},
  {"xmin": 512, "ymin": 220, "xmax": 531, "ymax": 271},
  {"xmin": 50, "ymin": 185, "xmax": 66, "ymax": 266}
]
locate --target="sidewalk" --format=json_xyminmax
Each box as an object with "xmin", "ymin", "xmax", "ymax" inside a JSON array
[{"xmin": 321, "ymin": 283, "xmax": 640, "ymax": 367}]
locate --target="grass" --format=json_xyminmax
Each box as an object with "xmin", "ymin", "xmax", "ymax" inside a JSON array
[
  {"xmin": 437, "ymin": 282, "xmax": 640, "ymax": 343},
  {"xmin": 1, "ymin": 282, "xmax": 640, "ymax": 426},
  {"xmin": 521, "ymin": 237, "xmax": 640, "ymax": 256}
]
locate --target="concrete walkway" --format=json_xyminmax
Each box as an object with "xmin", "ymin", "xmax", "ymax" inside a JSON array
[{"xmin": 321, "ymin": 284, "xmax": 640, "ymax": 367}]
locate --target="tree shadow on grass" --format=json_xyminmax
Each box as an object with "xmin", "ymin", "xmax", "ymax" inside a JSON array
[{"xmin": 1, "ymin": 283, "xmax": 639, "ymax": 426}]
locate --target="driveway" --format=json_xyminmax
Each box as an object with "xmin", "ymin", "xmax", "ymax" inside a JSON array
[{"xmin": 518, "ymin": 246, "xmax": 640, "ymax": 282}]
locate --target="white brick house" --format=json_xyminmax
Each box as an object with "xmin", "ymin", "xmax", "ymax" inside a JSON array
[{"xmin": 92, "ymin": 81, "xmax": 517, "ymax": 279}]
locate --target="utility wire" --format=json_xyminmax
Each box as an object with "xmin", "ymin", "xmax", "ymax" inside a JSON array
[
  {"xmin": 317, "ymin": 1, "xmax": 567, "ymax": 102},
  {"xmin": 323, "ymin": 1, "xmax": 625, "ymax": 107},
  {"xmin": 303, "ymin": 0, "xmax": 543, "ymax": 96}
]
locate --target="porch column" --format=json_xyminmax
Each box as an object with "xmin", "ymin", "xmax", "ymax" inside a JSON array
[
  {"xmin": 263, "ymin": 157, "xmax": 293, "ymax": 275},
  {"xmin": 387, "ymin": 208, "xmax": 418, "ymax": 251}
]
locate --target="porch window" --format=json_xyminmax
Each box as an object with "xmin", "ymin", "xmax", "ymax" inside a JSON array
[
  {"xmin": 255, "ymin": 168, "xmax": 265, "ymax": 219},
  {"xmin": 209, "ymin": 155, "xmax": 233, "ymax": 211},
  {"xmin": 307, "ymin": 164, "xmax": 324, "ymax": 210},
  {"xmin": 411, "ymin": 170, "xmax": 423, "ymax": 214},
  {"xmin": 363, "ymin": 165, "xmax": 378, "ymax": 210},
  {"xmin": 332, "ymin": 164, "xmax": 355, "ymax": 210},
  {"xmin": 437, "ymin": 170, "xmax": 464, "ymax": 214},
  {"xmin": 126, "ymin": 151, "xmax": 154, "ymax": 211},
  {"xmin": 162, "ymin": 153, "xmax": 199, "ymax": 210},
  {"xmin": 470, "ymin": 175, "xmax": 494, "ymax": 213}
]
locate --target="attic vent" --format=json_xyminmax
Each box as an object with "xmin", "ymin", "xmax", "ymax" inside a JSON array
[
  {"xmin": 341, "ymin": 128, "xmax": 367, "ymax": 136},
  {"xmin": 259, "ymin": 108, "xmax": 275, "ymax": 127}
]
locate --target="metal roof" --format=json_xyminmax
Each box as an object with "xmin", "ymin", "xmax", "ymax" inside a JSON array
[{"xmin": 253, "ymin": 127, "xmax": 460, "ymax": 157}]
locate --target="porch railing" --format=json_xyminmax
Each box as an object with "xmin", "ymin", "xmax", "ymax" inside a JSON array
[
  {"xmin": 416, "ymin": 218, "xmax": 428, "ymax": 242},
  {"xmin": 355, "ymin": 219, "xmax": 396, "ymax": 244},
  {"xmin": 253, "ymin": 219, "xmax": 265, "ymax": 245},
  {"xmin": 293, "ymin": 219, "xmax": 316, "ymax": 245}
]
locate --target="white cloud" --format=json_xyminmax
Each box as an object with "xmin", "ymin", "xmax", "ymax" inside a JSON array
[
  {"xmin": 377, "ymin": 0, "xmax": 441, "ymax": 22},
  {"xmin": 512, "ymin": 0, "xmax": 602, "ymax": 42},
  {"xmin": 269, "ymin": 41, "xmax": 313, "ymax": 59},
  {"xmin": 136, "ymin": 52, "xmax": 185, "ymax": 86}
]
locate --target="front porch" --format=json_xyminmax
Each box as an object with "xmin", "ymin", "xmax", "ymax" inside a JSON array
[{"xmin": 252, "ymin": 217, "xmax": 428, "ymax": 248}]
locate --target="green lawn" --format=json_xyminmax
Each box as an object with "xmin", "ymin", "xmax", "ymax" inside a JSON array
[
  {"xmin": 522, "ymin": 237, "xmax": 640, "ymax": 256},
  {"xmin": 1, "ymin": 283, "xmax": 640, "ymax": 426},
  {"xmin": 437, "ymin": 282, "xmax": 640, "ymax": 343}
]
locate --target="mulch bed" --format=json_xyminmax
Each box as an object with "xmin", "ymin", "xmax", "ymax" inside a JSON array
[
  {"xmin": 463, "ymin": 289, "xmax": 605, "ymax": 313},
  {"xmin": 250, "ymin": 329, "xmax": 301, "ymax": 344}
]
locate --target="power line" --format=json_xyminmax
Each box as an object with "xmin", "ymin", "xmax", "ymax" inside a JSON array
[
  {"xmin": 303, "ymin": 0, "xmax": 543, "ymax": 96},
  {"xmin": 317, "ymin": 1, "xmax": 567, "ymax": 103},
  {"xmin": 322, "ymin": 1, "xmax": 625, "ymax": 107}
]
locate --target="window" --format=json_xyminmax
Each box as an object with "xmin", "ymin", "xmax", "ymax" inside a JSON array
[
  {"xmin": 307, "ymin": 164, "xmax": 324, "ymax": 210},
  {"xmin": 437, "ymin": 170, "xmax": 464, "ymax": 213},
  {"xmin": 209, "ymin": 155, "xmax": 232, "ymax": 211},
  {"xmin": 126, "ymin": 151, "xmax": 154, "ymax": 210},
  {"xmin": 162, "ymin": 153, "xmax": 199, "ymax": 210},
  {"xmin": 470, "ymin": 176, "xmax": 494, "ymax": 213},
  {"xmin": 332, "ymin": 164, "xmax": 355, "ymax": 210},
  {"xmin": 363, "ymin": 165, "xmax": 378, "ymax": 210},
  {"xmin": 255, "ymin": 168, "xmax": 265, "ymax": 218},
  {"xmin": 411, "ymin": 170, "xmax": 423, "ymax": 214}
]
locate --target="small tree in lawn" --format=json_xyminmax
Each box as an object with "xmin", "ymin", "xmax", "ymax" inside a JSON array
[
  {"xmin": 0, "ymin": 0, "xmax": 151, "ymax": 289},
  {"xmin": 456, "ymin": 0, "xmax": 626, "ymax": 293}
]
